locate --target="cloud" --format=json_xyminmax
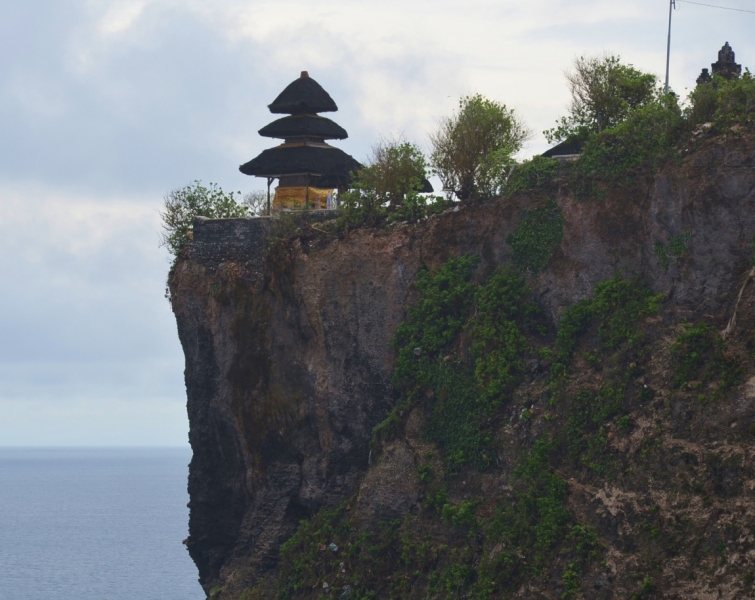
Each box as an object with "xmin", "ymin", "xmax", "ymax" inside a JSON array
[
  {"xmin": 1, "ymin": 0, "xmax": 753, "ymax": 445},
  {"xmin": 0, "ymin": 181, "xmax": 185, "ymax": 444}
]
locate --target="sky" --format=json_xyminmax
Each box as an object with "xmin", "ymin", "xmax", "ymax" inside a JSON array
[{"xmin": 1, "ymin": 0, "xmax": 754, "ymax": 446}]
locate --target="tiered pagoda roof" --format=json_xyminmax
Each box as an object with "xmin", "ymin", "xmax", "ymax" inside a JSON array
[
  {"xmin": 268, "ymin": 75, "xmax": 339, "ymax": 114},
  {"xmin": 258, "ymin": 115, "xmax": 348, "ymax": 141},
  {"xmin": 239, "ymin": 72, "xmax": 361, "ymax": 188}
]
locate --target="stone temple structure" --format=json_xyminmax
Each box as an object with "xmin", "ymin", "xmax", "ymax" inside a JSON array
[
  {"xmin": 696, "ymin": 42, "xmax": 742, "ymax": 85},
  {"xmin": 239, "ymin": 72, "xmax": 362, "ymax": 211}
]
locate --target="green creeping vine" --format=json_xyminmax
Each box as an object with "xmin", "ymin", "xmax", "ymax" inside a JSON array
[
  {"xmin": 567, "ymin": 385, "xmax": 624, "ymax": 476},
  {"xmin": 277, "ymin": 503, "xmax": 406, "ymax": 599},
  {"xmin": 276, "ymin": 263, "xmax": 680, "ymax": 599},
  {"xmin": 654, "ymin": 232, "xmax": 691, "ymax": 272},
  {"xmin": 392, "ymin": 255, "xmax": 542, "ymax": 470},
  {"xmin": 479, "ymin": 437, "xmax": 571, "ymax": 585},
  {"xmin": 275, "ymin": 439, "xmax": 601, "ymax": 600},
  {"xmin": 670, "ymin": 322, "xmax": 742, "ymax": 395},
  {"xmin": 551, "ymin": 275, "xmax": 662, "ymax": 381},
  {"xmin": 507, "ymin": 199, "xmax": 564, "ymax": 274}
]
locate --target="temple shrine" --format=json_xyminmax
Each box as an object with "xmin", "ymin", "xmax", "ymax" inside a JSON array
[
  {"xmin": 239, "ymin": 72, "xmax": 362, "ymax": 211},
  {"xmin": 696, "ymin": 42, "xmax": 742, "ymax": 85}
]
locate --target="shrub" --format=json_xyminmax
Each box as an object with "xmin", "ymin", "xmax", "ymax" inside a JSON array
[
  {"xmin": 506, "ymin": 156, "xmax": 560, "ymax": 193},
  {"xmin": 686, "ymin": 70, "xmax": 755, "ymax": 130},
  {"xmin": 336, "ymin": 184, "xmax": 386, "ymax": 229},
  {"xmin": 570, "ymin": 95, "xmax": 684, "ymax": 198},
  {"xmin": 430, "ymin": 94, "xmax": 530, "ymax": 201},
  {"xmin": 160, "ymin": 181, "xmax": 249, "ymax": 255}
]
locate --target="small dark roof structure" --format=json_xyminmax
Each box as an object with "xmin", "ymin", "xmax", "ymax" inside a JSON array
[
  {"xmin": 239, "ymin": 144, "xmax": 362, "ymax": 180},
  {"xmin": 258, "ymin": 114, "xmax": 348, "ymax": 140},
  {"xmin": 268, "ymin": 71, "xmax": 338, "ymax": 115},
  {"xmin": 541, "ymin": 139, "xmax": 584, "ymax": 160},
  {"xmin": 697, "ymin": 42, "xmax": 742, "ymax": 85}
]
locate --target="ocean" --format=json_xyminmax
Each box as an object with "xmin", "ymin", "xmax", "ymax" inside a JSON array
[{"xmin": 0, "ymin": 447, "xmax": 205, "ymax": 600}]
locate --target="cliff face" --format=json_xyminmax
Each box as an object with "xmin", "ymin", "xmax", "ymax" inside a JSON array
[{"xmin": 170, "ymin": 133, "xmax": 755, "ymax": 599}]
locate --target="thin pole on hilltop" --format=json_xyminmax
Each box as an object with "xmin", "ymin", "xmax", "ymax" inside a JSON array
[{"xmin": 665, "ymin": 0, "xmax": 677, "ymax": 94}]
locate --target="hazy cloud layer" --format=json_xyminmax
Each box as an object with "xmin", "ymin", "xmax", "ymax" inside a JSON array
[{"xmin": 1, "ymin": 0, "xmax": 753, "ymax": 445}]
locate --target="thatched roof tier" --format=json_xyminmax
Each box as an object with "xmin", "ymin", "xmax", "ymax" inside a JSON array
[
  {"xmin": 239, "ymin": 144, "xmax": 362, "ymax": 180},
  {"xmin": 268, "ymin": 72, "xmax": 338, "ymax": 115},
  {"xmin": 258, "ymin": 114, "xmax": 348, "ymax": 140}
]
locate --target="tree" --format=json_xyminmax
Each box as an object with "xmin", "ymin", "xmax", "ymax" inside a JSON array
[
  {"xmin": 545, "ymin": 55, "xmax": 659, "ymax": 145},
  {"xmin": 160, "ymin": 181, "xmax": 249, "ymax": 256},
  {"xmin": 244, "ymin": 190, "xmax": 271, "ymax": 216},
  {"xmin": 358, "ymin": 137, "xmax": 428, "ymax": 209},
  {"xmin": 430, "ymin": 94, "xmax": 530, "ymax": 201}
]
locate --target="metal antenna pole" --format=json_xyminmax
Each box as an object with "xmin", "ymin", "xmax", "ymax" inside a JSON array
[{"xmin": 665, "ymin": 0, "xmax": 676, "ymax": 94}]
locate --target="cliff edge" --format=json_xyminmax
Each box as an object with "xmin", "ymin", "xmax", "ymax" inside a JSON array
[{"xmin": 170, "ymin": 132, "xmax": 755, "ymax": 599}]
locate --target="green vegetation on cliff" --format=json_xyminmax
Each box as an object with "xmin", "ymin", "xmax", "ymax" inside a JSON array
[
  {"xmin": 267, "ymin": 254, "xmax": 734, "ymax": 599},
  {"xmin": 178, "ymin": 54, "xmax": 755, "ymax": 600}
]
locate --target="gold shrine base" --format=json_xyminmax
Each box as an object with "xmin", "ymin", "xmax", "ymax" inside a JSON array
[{"xmin": 273, "ymin": 186, "xmax": 333, "ymax": 210}]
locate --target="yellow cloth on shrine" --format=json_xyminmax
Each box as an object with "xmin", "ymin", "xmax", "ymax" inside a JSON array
[{"xmin": 273, "ymin": 186, "xmax": 333, "ymax": 210}]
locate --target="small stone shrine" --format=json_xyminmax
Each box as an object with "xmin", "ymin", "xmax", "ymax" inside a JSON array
[
  {"xmin": 696, "ymin": 42, "xmax": 742, "ymax": 85},
  {"xmin": 239, "ymin": 72, "xmax": 362, "ymax": 211}
]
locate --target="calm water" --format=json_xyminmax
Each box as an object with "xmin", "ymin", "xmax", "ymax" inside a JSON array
[{"xmin": 0, "ymin": 447, "xmax": 205, "ymax": 600}]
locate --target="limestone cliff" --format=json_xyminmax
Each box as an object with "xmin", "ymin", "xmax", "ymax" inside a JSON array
[{"xmin": 170, "ymin": 132, "xmax": 755, "ymax": 599}]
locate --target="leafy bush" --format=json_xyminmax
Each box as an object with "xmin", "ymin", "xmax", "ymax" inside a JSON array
[
  {"xmin": 160, "ymin": 181, "xmax": 249, "ymax": 255},
  {"xmin": 480, "ymin": 436, "xmax": 571, "ymax": 590},
  {"xmin": 570, "ymin": 95, "xmax": 684, "ymax": 198},
  {"xmin": 470, "ymin": 268, "xmax": 538, "ymax": 397},
  {"xmin": 336, "ymin": 184, "xmax": 386, "ymax": 229},
  {"xmin": 545, "ymin": 54, "xmax": 660, "ymax": 145},
  {"xmin": 686, "ymin": 70, "xmax": 755, "ymax": 130},
  {"xmin": 506, "ymin": 156, "xmax": 560, "ymax": 193},
  {"xmin": 394, "ymin": 255, "xmax": 479, "ymax": 363},
  {"xmin": 567, "ymin": 385, "xmax": 623, "ymax": 474},
  {"xmin": 387, "ymin": 189, "xmax": 450, "ymax": 224},
  {"xmin": 507, "ymin": 199, "xmax": 564, "ymax": 273},
  {"xmin": 430, "ymin": 94, "xmax": 530, "ymax": 201}
]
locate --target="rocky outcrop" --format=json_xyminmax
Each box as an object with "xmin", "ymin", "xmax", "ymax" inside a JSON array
[{"xmin": 170, "ymin": 132, "xmax": 755, "ymax": 598}]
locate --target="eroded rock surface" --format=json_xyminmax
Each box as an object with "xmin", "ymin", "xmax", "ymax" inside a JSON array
[{"xmin": 170, "ymin": 133, "xmax": 755, "ymax": 598}]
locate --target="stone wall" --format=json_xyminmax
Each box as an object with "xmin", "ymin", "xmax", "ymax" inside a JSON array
[{"xmin": 189, "ymin": 211, "xmax": 338, "ymax": 269}]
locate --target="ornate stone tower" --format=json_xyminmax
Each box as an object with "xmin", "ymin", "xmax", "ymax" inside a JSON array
[{"xmin": 697, "ymin": 42, "xmax": 742, "ymax": 85}]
